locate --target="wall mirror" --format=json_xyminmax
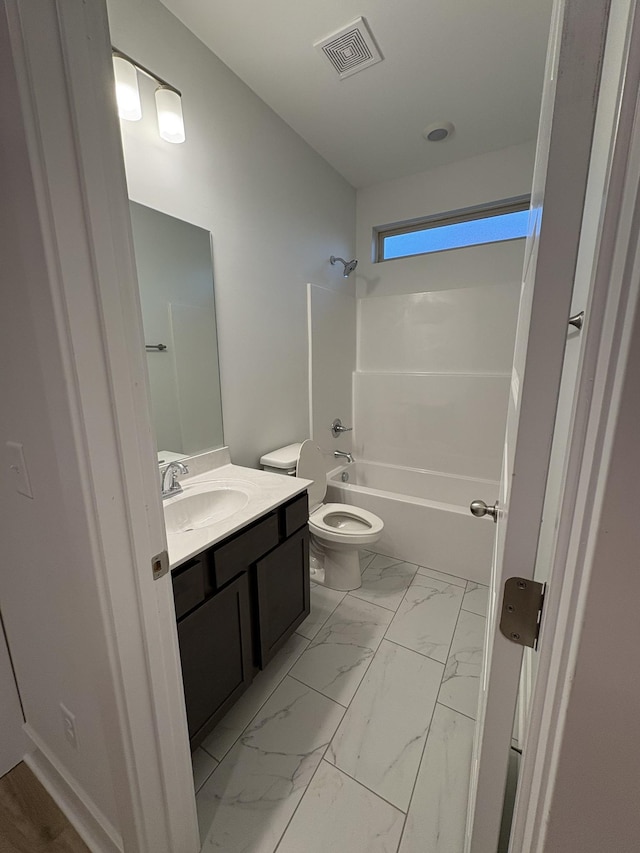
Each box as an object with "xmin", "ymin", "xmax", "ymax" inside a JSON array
[{"xmin": 129, "ymin": 201, "xmax": 224, "ymax": 460}]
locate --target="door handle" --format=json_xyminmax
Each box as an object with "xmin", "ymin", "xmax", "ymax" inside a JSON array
[
  {"xmin": 568, "ymin": 311, "xmax": 584, "ymax": 331},
  {"xmin": 470, "ymin": 500, "xmax": 499, "ymax": 523}
]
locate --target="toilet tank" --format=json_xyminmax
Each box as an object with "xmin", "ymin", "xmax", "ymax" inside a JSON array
[{"xmin": 259, "ymin": 443, "xmax": 302, "ymax": 476}]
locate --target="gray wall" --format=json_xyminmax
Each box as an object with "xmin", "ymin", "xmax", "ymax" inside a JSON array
[{"xmin": 107, "ymin": 0, "xmax": 356, "ymax": 467}]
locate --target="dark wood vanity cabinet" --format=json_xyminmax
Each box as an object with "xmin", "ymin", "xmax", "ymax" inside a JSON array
[
  {"xmin": 177, "ymin": 572, "xmax": 253, "ymax": 742},
  {"xmin": 172, "ymin": 491, "xmax": 309, "ymax": 749},
  {"xmin": 255, "ymin": 528, "xmax": 310, "ymax": 667}
]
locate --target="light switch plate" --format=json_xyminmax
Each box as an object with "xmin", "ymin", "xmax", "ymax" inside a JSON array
[{"xmin": 6, "ymin": 441, "xmax": 34, "ymax": 499}]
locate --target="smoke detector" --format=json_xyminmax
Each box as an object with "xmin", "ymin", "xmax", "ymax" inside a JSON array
[
  {"xmin": 314, "ymin": 17, "xmax": 383, "ymax": 80},
  {"xmin": 422, "ymin": 121, "xmax": 455, "ymax": 142}
]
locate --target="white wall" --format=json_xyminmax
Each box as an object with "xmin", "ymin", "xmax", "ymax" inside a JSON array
[
  {"xmin": 543, "ymin": 266, "xmax": 640, "ymax": 853},
  {"xmin": 307, "ymin": 284, "xmax": 356, "ymax": 471},
  {"xmin": 107, "ymin": 0, "xmax": 356, "ymax": 468},
  {"xmin": 355, "ymin": 140, "xmax": 536, "ymax": 298},
  {"xmin": 0, "ymin": 620, "xmax": 25, "ymax": 777},
  {"xmin": 0, "ymin": 23, "xmax": 120, "ymax": 832},
  {"xmin": 357, "ymin": 284, "xmax": 520, "ymax": 374},
  {"xmin": 526, "ymin": 2, "xmax": 639, "ymax": 844},
  {"xmin": 353, "ymin": 143, "xmax": 535, "ymax": 479},
  {"xmin": 355, "ymin": 285, "xmax": 519, "ymax": 478},
  {"xmin": 354, "ymin": 372, "xmax": 511, "ymax": 481}
]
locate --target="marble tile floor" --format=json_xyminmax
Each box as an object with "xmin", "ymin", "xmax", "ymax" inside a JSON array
[{"xmin": 193, "ymin": 550, "xmax": 489, "ymax": 853}]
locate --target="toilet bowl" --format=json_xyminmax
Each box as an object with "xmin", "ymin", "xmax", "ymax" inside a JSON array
[{"xmin": 260, "ymin": 440, "xmax": 384, "ymax": 591}]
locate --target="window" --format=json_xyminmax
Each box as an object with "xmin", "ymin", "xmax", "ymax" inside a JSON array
[{"xmin": 375, "ymin": 196, "xmax": 530, "ymax": 262}]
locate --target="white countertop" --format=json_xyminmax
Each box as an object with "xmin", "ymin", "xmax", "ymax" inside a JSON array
[{"xmin": 165, "ymin": 463, "xmax": 311, "ymax": 570}]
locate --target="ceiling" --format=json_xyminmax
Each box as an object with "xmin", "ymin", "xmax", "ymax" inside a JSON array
[{"xmin": 160, "ymin": 0, "xmax": 553, "ymax": 188}]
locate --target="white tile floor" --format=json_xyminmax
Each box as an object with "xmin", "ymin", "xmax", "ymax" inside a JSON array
[{"xmin": 193, "ymin": 550, "xmax": 488, "ymax": 853}]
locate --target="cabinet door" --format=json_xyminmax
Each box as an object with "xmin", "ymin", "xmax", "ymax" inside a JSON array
[
  {"xmin": 255, "ymin": 528, "xmax": 310, "ymax": 667},
  {"xmin": 177, "ymin": 572, "xmax": 252, "ymax": 748}
]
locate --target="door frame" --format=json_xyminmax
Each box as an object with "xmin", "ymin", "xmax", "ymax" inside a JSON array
[
  {"xmin": 7, "ymin": 0, "xmax": 640, "ymax": 851},
  {"xmin": 509, "ymin": 0, "xmax": 640, "ymax": 847},
  {"xmin": 467, "ymin": 0, "xmax": 614, "ymax": 847},
  {"xmin": 4, "ymin": 1, "xmax": 199, "ymax": 850}
]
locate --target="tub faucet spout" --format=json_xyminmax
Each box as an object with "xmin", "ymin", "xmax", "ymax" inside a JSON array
[{"xmin": 334, "ymin": 450, "xmax": 354, "ymax": 464}]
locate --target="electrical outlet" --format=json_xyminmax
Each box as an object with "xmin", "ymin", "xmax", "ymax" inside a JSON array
[{"xmin": 60, "ymin": 703, "xmax": 78, "ymax": 750}]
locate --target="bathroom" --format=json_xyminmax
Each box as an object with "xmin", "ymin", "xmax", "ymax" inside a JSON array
[
  {"xmin": 105, "ymin": 0, "xmax": 553, "ymax": 849},
  {"xmin": 5, "ymin": 0, "xmax": 634, "ymax": 852}
]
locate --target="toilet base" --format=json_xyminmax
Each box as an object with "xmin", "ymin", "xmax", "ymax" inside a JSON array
[
  {"xmin": 310, "ymin": 538, "xmax": 362, "ymax": 591},
  {"xmin": 324, "ymin": 548, "xmax": 362, "ymax": 591}
]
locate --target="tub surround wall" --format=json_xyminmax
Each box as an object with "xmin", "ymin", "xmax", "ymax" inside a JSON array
[
  {"xmin": 355, "ymin": 284, "xmax": 519, "ymax": 480},
  {"xmin": 352, "ymin": 144, "xmax": 534, "ymax": 486},
  {"xmin": 354, "ymin": 372, "xmax": 509, "ymax": 481},
  {"xmin": 313, "ymin": 144, "xmax": 536, "ymax": 578},
  {"xmin": 307, "ymin": 284, "xmax": 356, "ymax": 472},
  {"xmin": 357, "ymin": 284, "xmax": 520, "ymax": 376},
  {"xmin": 107, "ymin": 0, "xmax": 356, "ymax": 468}
]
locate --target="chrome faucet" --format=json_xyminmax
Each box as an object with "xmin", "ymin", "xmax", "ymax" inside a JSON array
[
  {"xmin": 334, "ymin": 450, "xmax": 354, "ymax": 464},
  {"xmin": 161, "ymin": 460, "xmax": 189, "ymax": 498},
  {"xmin": 331, "ymin": 418, "xmax": 353, "ymax": 438}
]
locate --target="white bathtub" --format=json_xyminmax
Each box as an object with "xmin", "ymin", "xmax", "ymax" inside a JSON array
[{"xmin": 326, "ymin": 461, "xmax": 497, "ymax": 584}]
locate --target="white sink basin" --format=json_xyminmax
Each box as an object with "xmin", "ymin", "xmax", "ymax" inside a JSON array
[{"xmin": 164, "ymin": 480, "xmax": 253, "ymax": 534}]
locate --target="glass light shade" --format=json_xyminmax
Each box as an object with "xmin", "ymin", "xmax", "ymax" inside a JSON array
[
  {"xmin": 112, "ymin": 56, "xmax": 142, "ymax": 121},
  {"xmin": 155, "ymin": 87, "xmax": 186, "ymax": 144}
]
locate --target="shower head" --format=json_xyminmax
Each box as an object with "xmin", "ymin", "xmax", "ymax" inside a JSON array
[{"xmin": 330, "ymin": 255, "xmax": 358, "ymax": 277}]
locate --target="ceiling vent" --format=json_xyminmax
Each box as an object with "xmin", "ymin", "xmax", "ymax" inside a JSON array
[{"xmin": 314, "ymin": 17, "xmax": 383, "ymax": 80}]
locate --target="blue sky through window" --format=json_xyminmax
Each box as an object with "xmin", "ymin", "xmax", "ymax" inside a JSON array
[{"xmin": 382, "ymin": 208, "xmax": 529, "ymax": 260}]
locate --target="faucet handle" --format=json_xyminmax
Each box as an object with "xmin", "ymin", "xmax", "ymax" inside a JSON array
[
  {"xmin": 331, "ymin": 418, "xmax": 353, "ymax": 437},
  {"xmin": 161, "ymin": 460, "xmax": 189, "ymax": 498}
]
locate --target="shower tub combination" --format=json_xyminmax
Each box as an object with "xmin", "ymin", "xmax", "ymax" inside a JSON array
[{"xmin": 326, "ymin": 460, "xmax": 497, "ymax": 584}]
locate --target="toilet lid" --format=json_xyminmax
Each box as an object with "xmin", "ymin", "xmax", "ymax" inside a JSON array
[{"xmin": 296, "ymin": 440, "xmax": 327, "ymax": 510}]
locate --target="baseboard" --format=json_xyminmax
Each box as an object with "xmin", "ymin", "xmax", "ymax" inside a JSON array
[{"xmin": 23, "ymin": 725, "xmax": 123, "ymax": 853}]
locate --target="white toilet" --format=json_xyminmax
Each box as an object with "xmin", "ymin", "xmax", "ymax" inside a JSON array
[{"xmin": 260, "ymin": 440, "xmax": 384, "ymax": 591}]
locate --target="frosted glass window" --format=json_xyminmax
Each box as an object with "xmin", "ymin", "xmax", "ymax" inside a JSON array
[{"xmin": 377, "ymin": 199, "xmax": 530, "ymax": 261}]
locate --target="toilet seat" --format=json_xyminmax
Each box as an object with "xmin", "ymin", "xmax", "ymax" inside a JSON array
[
  {"xmin": 309, "ymin": 503, "xmax": 384, "ymax": 545},
  {"xmin": 286, "ymin": 439, "xmax": 384, "ymax": 576},
  {"xmin": 295, "ymin": 441, "xmax": 384, "ymax": 547}
]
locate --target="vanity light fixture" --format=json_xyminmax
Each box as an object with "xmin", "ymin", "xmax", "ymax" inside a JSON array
[
  {"xmin": 155, "ymin": 86, "xmax": 186, "ymax": 144},
  {"xmin": 112, "ymin": 48, "xmax": 185, "ymax": 144},
  {"xmin": 112, "ymin": 55, "xmax": 142, "ymax": 121}
]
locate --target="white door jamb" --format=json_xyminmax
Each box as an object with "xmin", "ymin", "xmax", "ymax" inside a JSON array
[
  {"xmin": 4, "ymin": 1, "xmax": 200, "ymax": 850},
  {"xmin": 510, "ymin": 0, "xmax": 640, "ymax": 848}
]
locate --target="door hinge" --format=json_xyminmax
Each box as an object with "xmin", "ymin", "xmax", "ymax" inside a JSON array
[
  {"xmin": 499, "ymin": 577, "xmax": 545, "ymax": 649},
  {"xmin": 152, "ymin": 550, "xmax": 169, "ymax": 580}
]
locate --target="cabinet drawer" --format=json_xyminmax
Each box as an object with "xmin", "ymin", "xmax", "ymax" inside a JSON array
[
  {"xmin": 172, "ymin": 557, "xmax": 206, "ymax": 620},
  {"xmin": 282, "ymin": 492, "xmax": 309, "ymax": 538},
  {"xmin": 212, "ymin": 513, "xmax": 279, "ymax": 587}
]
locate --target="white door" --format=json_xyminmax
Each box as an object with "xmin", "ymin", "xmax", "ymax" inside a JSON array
[{"xmin": 465, "ymin": 1, "xmax": 613, "ymax": 850}]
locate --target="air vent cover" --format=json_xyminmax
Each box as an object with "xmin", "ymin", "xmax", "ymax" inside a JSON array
[{"xmin": 314, "ymin": 17, "xmax": 383, "ymax": 80}]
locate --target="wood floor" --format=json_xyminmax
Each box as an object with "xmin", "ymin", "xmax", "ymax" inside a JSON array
[{"xmin": 0, "ymin": 762, "xmax": 88, "ymax": 853}]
